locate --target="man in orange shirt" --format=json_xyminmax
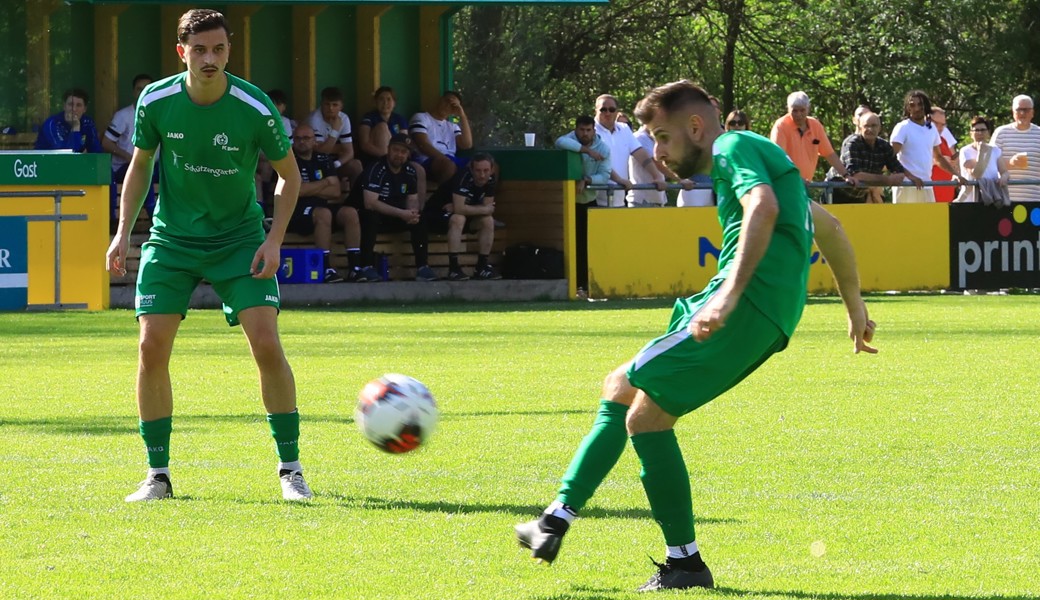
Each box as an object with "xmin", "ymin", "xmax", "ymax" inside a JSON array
[{"xmin": 770, "ymin": 91, "xmax": 850, "ymax": 184}]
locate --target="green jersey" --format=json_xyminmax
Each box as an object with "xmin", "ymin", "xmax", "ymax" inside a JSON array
[
  {"xmin": 134, "ymin": 72, "xmax": 290, "ymax": 244},
  {"xmin": 709, "ymin": 131, "xmax": 813, "ymax": 338}
]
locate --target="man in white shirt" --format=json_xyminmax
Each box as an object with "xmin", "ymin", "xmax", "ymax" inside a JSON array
[
  {"xmin": 308, "ymin": 86, "xmax": 363, "ymax": 190},
  {"xmin": 103, "ymin": 74, "xmax": 156, "ymax": 226},
  {"xmin": 890, "ymin": 90, "xmax": 961, "ymax": 203},
  {"xmin": 409, "ymin": 91, "xmax": 474, "ymax": 185},
  {"xmin": 595, "ymin": 94, "xmax": 665, "ymax": 207},
  {"xmin": 991, "ymin": 94, "xmax": 1040, "ymax": 203}
]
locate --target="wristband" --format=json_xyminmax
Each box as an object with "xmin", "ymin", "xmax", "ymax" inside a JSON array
[{"xmin": 333, "ymin": 160, "xmax": 343, "ymax": 169}]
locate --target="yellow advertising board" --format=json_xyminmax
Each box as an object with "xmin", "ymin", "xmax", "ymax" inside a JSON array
[{"xmin": 587, "ymin": 204, "xmax": 949, "ymax": 298}]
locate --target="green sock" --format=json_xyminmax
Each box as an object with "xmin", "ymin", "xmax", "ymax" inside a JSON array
[
  {"xmin": 139, "ymin": 417, "xmax": 172, "ymax": 469},
  {"xmin": 267, "ymin": 410, "xmax": 300, "ymax": 462},
  {"xmin": 556, "ymin": 400, "xmax": 629, "ymax": 511},
  {"xmin": 631, "ymin": 429, "xmax": 696, "ymax": 545}
]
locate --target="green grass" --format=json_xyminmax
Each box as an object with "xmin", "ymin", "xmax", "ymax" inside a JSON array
[{"xmin": 0, "ymin": 296, "xmax": 1037, "ymax": 599}]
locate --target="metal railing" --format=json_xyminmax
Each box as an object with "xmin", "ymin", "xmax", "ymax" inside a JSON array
[
  {"xmin": 0, "ymin": 189, "xmax": 88, "ymax": 310},
  {"xmin": 586, "ymin": 179, "xmax": 1040, "ymax": 204}
]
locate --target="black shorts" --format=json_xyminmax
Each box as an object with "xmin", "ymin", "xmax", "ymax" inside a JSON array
[{"xmin": 287, "ymin": 200, "xmax": 342, "ymax": 235}]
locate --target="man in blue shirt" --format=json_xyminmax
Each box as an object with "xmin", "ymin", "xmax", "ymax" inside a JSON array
[
  {"xmin": 35, "ymin": 88, "xmax": 102, "ymax": 153},
  {"xmin": 555, "ymin": 115, "xmax": 611, "ymax": 293}
]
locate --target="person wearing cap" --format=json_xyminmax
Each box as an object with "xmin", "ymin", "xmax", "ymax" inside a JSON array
[{"xmin": 352, "ymin": 133, "xmax": 439, "ymax": 281}]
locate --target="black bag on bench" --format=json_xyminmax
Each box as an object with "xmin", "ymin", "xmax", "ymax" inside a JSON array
[{"xmin": 502, "ymin": 244, "xmax": 564, "ymax": 279}]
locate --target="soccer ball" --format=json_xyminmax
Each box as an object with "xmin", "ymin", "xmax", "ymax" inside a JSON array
[{"xmin": 355, "ymin": 374, "xmax": 438, "ymax": 453}]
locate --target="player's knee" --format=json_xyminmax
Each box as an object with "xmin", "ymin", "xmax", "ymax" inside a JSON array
[
  {"xmin": 313, "ymin": 207, "xmax": 332, "ymax": 226},
  {"xmin": 448, "ymin": 213, "xmax": 466, "ymax": 229},
  {"xmin": 601, "ymin": 366, "xmax": 635, "ymax": 405}
]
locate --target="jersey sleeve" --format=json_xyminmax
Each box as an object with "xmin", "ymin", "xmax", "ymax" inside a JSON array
[
  {"xmin": 133, "ymin": 95, "xmax": 160, "ymax": 150},
  {"xmin": 256, "ymin": 93, "xmax": 290, "ymax": 161},
  {"xmin": 890, "ymin": 121, "xmax": 907, "ymax": 146},
  {"xmin": 106, "ymin": 109, "xmax": 131, "ymax": 142},
  {"xmin": 713, "ymin": 134, "xmax": 775, "ymax": 202},
  {"xmin": 362, "ymin": 163, "xmax": 383, "ymax": 194},
  {"xmin": 308, "ymin": 111, "xmax": 327, "ymax": 143}
]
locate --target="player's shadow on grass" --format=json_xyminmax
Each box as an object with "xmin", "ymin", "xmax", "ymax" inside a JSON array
[
  {"xmin": 324, "ymin": 495, "xmax": 739, "ymax": 525},
  {"xmin": 712, "ymin": 588, "xmax": 1039, "ymax": 600}
]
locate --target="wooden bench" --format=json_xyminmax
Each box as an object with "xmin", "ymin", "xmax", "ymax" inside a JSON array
[{"xmin": 111, "ymin": 212, "xmax": 507, "ymax": 285}]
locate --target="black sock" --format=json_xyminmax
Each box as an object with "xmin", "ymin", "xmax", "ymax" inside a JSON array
[
  {"xmin": 666, "ymin": 552, "xmax": 706, "ymax": 572},
  {"xmin": 449, "ymin": 253, "xmax": 460, "ymax": 270},
  {"xmin": 537, "ymin": 513, "xmax": 570, "ymax": 536},
  {"xmin": 477, "ymin": 254, "xmax": 489, "ymax": 269},
  {"xmin": 322, "ymin": 250, "xmax": 331, "ymax": 271},
  {"xmin": 347, "ymin": 249, "xmax": 360, "ymax": 270}
]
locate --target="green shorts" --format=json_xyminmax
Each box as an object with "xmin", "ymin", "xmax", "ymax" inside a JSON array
[
  {"xmin": 135, "ymin": 236, "xmax": 280, "ymax": 326},
  {"xmin": 627, "ymin": 286, "xmax": 787, "ymax": 417}
]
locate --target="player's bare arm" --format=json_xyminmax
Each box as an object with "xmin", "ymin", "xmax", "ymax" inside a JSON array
[
  {"xmin": 690, "ymin": 183, "xmax": 778, "ymax": 340},
  {"xmin": 450, "ymin": 99, "xmax": 473, "ymax": 150},
  {"xmin": 809, "ymin": 202, "xmax": 878, "ymax": 354},
  {"xmin": 106, "ymin": 146, "xmax": 157, "ymax": 276},
  {"xmin": 252, "ymin": 152, "xmax": 301, "ymax": 278},
  {"xmin": 412, "ymin": 132, "xmax": 444, "ymax": 162}
]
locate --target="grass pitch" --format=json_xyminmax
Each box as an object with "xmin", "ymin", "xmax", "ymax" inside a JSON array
[{"xmin": 0, "ymin": 296, "xmax": 1037, "ymax": 599}]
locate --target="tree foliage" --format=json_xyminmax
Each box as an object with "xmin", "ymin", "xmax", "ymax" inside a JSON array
[{"xmin": 453, "ymin": 0, "xmax": 1039, "ymax": 147}]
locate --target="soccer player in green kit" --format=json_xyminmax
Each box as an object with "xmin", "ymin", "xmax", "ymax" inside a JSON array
[
  {"xmin": 106, "ymin": 9, "xmax": 310, "ymax": 502},
  {"xmin": 516, "ymin": 80, "xmax": 878, "ymax": 591}
]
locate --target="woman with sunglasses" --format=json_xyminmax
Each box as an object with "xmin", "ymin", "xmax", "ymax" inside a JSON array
[{"xmin": 725, "ymin": 110, "xmax": 749, "ymax": 131}]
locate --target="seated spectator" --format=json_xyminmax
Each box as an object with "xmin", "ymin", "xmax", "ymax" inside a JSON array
[
  {"xmin": 770, "ymin": 91, "xmax": 848, "ymax": 182},
  {"xmin": 423, "ymin": 152, "xmax": 500, "ymax": 280},
  {"xmin": 410, "ymin": 91, "xmax": 473, "ymax": 185},
  {"xmin": 267, "ymin": 89, "xmax": 295, "ymax": 137},
  {"xmin": 288, "ymin": 124, "xmax": 362, "ymax": 283},
  {"xmin": 307, "ymin": 86, "xmax": 363, "ymax": 190},
  {"xmin": 957, "ymin": 116, "xmax": 1010, "ymax": 204},
  {"xmin": 724, "ymin": 110, "xmax": 749, "ymax": 131},
  {"xmin": 555, "ymin": 115, "xmax": 611, "ymax": 292},
  {"xmin": 826, "ymin": 112, "xmax": 917, "ymax": 204},
  {"xmin": 353, "ymin": 133, "xmax": 438, "ymax": 282},
  {"xmin": 35, "ymin": 88, "xmax": 102, "ymax": 154},
  {"xmin": 256, "ymin": 89, "xmax": 295, "ymax": 207},
  {"xmin": 357, "ymin": 86, "xmax": 427, "ymax": 201},
  {"xmin": 102, "ymin": 74, "xmax": 157, "ymax": 226}
]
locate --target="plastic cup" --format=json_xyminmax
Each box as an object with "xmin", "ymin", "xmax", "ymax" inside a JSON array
[{"xmin": 524, "ymin": 133, "xmax": 535, "ymax": 147}]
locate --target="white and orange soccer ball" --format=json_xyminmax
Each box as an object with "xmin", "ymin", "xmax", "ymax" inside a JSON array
[{"xmin": 355, "ymin": 374, "xmax": 438, "ymax": 453}]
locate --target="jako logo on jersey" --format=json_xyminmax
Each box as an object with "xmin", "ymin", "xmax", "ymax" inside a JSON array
[
  {"xmin": 265, "ymin": 295, "xmax": 279, "ymax": 303},
  {"xmin": 212, "ymin": 132, "xmax": 240, "ymax": 152},
  {"xmin": 166, "ymin": 132, "xmax": 184, "ymax": 139}
]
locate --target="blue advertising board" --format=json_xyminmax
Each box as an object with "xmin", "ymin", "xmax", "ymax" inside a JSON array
[{"xmin": 0, "ymin": 216, "xmax": 28, "ymax": 310}]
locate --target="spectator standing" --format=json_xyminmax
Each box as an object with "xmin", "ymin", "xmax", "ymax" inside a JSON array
[
  {"xmin": 35, "ymin": 88, "xmax": 102, "ymax": 154},
  {"xmin": 991, "ymin": 95, "xmax": 1040, "ymax": 203},
  {"xmin": 724, "ymin": 110, "xmax": 749, "ymax": 132},
  {"xmin": 308, "ymin": 87, "xmax": 363, "ymax": 190},
  {"xmin": 410, "ymin": 91, "xmax": 473, "ymax": 185},
  {"xmin": 354, "ymin": 133, "xmax": 438, "ymax": 282},
  {"xmin": 103, "ymin": 74, "xmax": 156, "ymax": 225},
  {"xmin": 555, "ymin": 116, "xmax": 611, "ymax": 293},
  {"xmin": 827, "ymin": 112, "xmax": 917, "ymax": 204},
  {"xmin": 595, "ymin": 94, "xmax": 665, "ymax": 207},
  {"xmin": 769, "ymin": 91, "xmax": 848, "ymax": 182},
  {"xmin": 424, "ymin": 153, "xmax": 501, "ymax": 280},
  {"xmin": 890, "ymin": 90, "xmax": 961, "ymax": 203},
  {"xmin": 628, "ymin": 100, "xmax": 666, "ymax": 207},
  {"xmin": 958, "ymin": 116, "xmax": 1010, "ymax": 204},
  {"xmin": 288, "ymin": 124, "xmax": 363, "ymax": 283},
  {"xmin": 930, "ymin": 107, "xmax": 958, "ymax": 202}
]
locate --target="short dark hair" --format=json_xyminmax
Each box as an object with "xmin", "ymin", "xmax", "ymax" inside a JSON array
[
  {"xmin": 470, "ymin": 152, "xmax": 495, "ymax": 168},
  {"xmin": 131, "ymin": 74, "xmax": 153, "ymax": 88},
  {"xmin": 575, "ymin": 115, "xmax": 595, "ymax": 128},
  {"xmin": 970, "ymin": 115, "xmax": 992, "ymax": 132},
  {"xmin": 321, "ymin": 87, "xmax": 343, "ymax": 103},
  {"xmin": 62, "ymin": 88, "xmax": 89, "ymax": 104},
  {"xmin": 177, "ymin": 9, "xmax": 229, "ymax": 43},
  {"xmin": 903, "ymin": 90, "xmax": 932, "ymax": 119},
  {"xmin": 267, "ymin": 89, "xmax": 289, "ymax": 106},
  {"xmin": 642, "ymin": 80, "xmax": 712, "ymax": 118},
  {"xmin": 374, "ymin": 86, "xmax": 396, "ymax": 100},
  {"xmin": 442, "ymin": 90, "xmax": 462, "ymax": 103}
]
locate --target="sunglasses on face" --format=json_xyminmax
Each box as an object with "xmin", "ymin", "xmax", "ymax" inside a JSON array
[
  {"xmin": 599, "ymin": 107, "xmax": 618, "ymax": 113},
  {"xmin": 972, "ymin": 128, "xmax": 988, "ymax": 133},
  {"xmin": 727, "ymin": 120, "xmax": 745, "ymax": 127}
]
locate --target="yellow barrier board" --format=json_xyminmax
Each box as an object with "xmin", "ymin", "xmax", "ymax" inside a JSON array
[
  {"xmin": 0, "ymin": 185, "xmax": 110, "ymax": 310},
  {"xmin": 587, "ymin": 204, "xmax": 950, "ymax": 298}
]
